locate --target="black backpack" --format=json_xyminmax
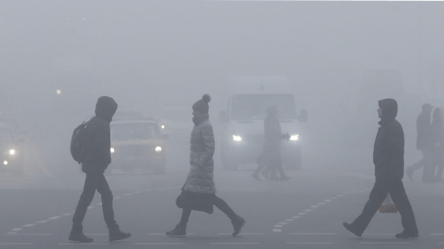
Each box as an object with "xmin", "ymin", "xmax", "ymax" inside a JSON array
[{"xmin": 70, "ymin": 121, "xmax": 88, "ymax": 164}]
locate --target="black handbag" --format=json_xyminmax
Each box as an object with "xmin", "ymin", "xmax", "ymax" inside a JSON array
[{"xmin": 176, "ymin": 191, "xmax": 214, "ymax": 214}]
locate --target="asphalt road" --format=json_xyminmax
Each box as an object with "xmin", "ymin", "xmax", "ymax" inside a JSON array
[{"xmin": 1, "ymin": 137, "xmax": 444, "ymax": 249}]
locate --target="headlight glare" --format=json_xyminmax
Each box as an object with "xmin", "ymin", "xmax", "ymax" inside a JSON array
[
  {"xmin": 155, "ymin": 146, "xmax": 162, "ymax": 152},
  {"xmin": 232, "ymin": 135, "xmax": 242, "ymax": 142},
  {"xmin": 110, "ymin": 147, "xmax": 115, "ymax": 153},
  {"xmin": 161, "ymin": 125, "xmax": 165, "ymax": 130},
  {"xmin": 9, "ymin": 149, "xmax": 16, "ymax": 156},
  {"xmin": 290, "ymin": 134, "xmax": 299, "ymax": 141},
  {"xmin": 3, "ymin": 160, "xmax": 8, "ymax": 166}
]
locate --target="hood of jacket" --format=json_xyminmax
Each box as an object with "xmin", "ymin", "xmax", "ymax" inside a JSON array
[
  {"xmin": 95, "ymin": 96, "xmax": 118, "ymax": 122},
  {"xmin": 378, "ymin": 98, "xmax": 397, "ymax": 125}
]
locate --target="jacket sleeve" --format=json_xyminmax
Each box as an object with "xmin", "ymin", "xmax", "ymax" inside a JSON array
[
  {"xmin": 94, "ymin": 121, "xmax": 112, "ymax": 166},
  {"xmin": 197, "ymin": 123, "xmax": 215, "ymax": 167},
  {"xmin": 389, "ymin": 124, "xmax": 404, "ymax": 170}
]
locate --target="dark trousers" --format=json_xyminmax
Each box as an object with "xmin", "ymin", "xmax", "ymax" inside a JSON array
[
  {"xmin": 179, "ymin": 194, "xmax": 238, "ymax": 226},
  {"xmin": 351, "ymin": 178, "xmax": 418, "ymax": 234},
  {"xmin": 72, "ymin": 173, "xmax": 118, "ymax": 233}
]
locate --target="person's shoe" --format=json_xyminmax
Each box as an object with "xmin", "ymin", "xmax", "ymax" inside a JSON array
[
  {"xmin": 405, "ymin": 168, "xmax": 414, "ymax": 181},
  {"xmin": 166, "ymin": 224, "xmax": 186, "ymax": 236},
  {"xmin": 395, "ymin": 231, "xmax": 419, "ymax": 239},
  {"xmin": 251, "ymin": 173, "xmax": 261, "ymax": 181},
  {"xmin": 109, "ymin": 230, "xmax": 131, "ymax": 242},
  {"xmin": 342, "ymin": 222, "xmax": 362, "ymax": 237},
  {"xmin": 68, "ymin": 233, "xmax": 93, "ymax": 243},
  {"xmin": 232, "ymin": 217, "xmax": 246, "ymax": 237}
]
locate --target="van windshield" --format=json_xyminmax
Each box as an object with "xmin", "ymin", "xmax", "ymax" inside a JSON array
[{"xmin": 231, "ymin": 94, "xmax": 297, "ymax": 120}]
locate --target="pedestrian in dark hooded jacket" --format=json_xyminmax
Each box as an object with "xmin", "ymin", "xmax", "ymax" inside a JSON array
[
  {"xmin": 166, "ymin": 94, "xmax": 246, "ymax": 237},
  {"xmin": 69, "ymin": 96, "xmax": 131, "ymax": 243},
  {"xmin": 431, "ymin": 107, "xmax": 444, "ymax": 181},
  {"xmin": 405, "ymin": 103, "xmax": 434, "ymax": 182},
  {"xmin": 343, "ymin": 98, "xmax": 418, "ymax": 239},
  {"xmin": 252, "ymin": 106, "xmax": 290, "ymax": 181}
]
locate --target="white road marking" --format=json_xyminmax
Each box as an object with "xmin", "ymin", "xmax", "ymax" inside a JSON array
[
  {"xmin": 285, "ymin": 219, "xmax": 294, "ymax": 222},
  {"xmin": 23, "ymin": 224, "xmax": 35, "ymax": 228},
  {"xmin": 48, "ymin": 216, "xmax": 61, "ymax": 220},
  {"xmin": 36, "ymin": 220, "xmax": 48, "ymax": 224},
  {"xmin": 289, "ymin": 233, "xmax": 336, "ymax": 235},
  {"xmin": 62, "ymin": 213, "xmax": 72, "ymax": 216},
  {"xmin": 11, "ymin": 228, "xmax": 22, "ymax": 232},
  {"xmin": 304, "ymin": 209, "xmax": 312, "ymax": 212},
  {"xmin": 297, "ymin": 213, "xmax": 306, "ymax": 215},
  {"xmin": 273, "ymin": 229, "xmax": 282, "ymax": 232},
  {"xmin": 0, "ymin": 243, "xmax": 33, "ymax": 245},
  {"xmin": 311, "ymin": 205, "xmax": 319, "ymax": 208},
  {"xmin": 287, "ymin": 242, "xmax": 334, "ymax": 245},
  {"xmin": 5, "ymin": 233, "xmax": 52, "ymax": 236},
  {"xmin": 362, "ymin": 242, "xmax": 412, "ymax": 245},
  {"xmin": 292, "ymin": 216, "xmax": 300, "ymax": 219},
  {"xmin": 318, "ymin": 203, "xmax": 326, "ymax": 205},
  {"xmin": 87, "ymin": 206, "xmax": 95, "ymax": 209},
  {"xmin": 274, "ymin": 225, "xmax": 283, "ymax": 228},
  {"xmin": 324, "ymin": 200, "xmax": 332, "ymax": 202},
  {"xmin": 124, "ymin": 193, "xmax": 133, "ymax": 196},
  {"xmin": 278, "ymin": 222, "xmax": 288, "ymax": 225}
]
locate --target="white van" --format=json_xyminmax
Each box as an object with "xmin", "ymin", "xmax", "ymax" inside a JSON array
[{"xmin": 219, "ymin": 76, "xmax": 307, "ymax": 170}]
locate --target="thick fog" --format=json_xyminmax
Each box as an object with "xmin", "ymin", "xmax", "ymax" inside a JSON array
[
  {"xmin": 3, "ymin": 1, "xmax": 444, "ymax": 247},
  {"xmin": 1, "ymin": 1, "xmax": 444, "ymax": 182}
]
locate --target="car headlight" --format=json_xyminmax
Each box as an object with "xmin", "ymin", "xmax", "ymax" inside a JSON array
[
  {"xmin": 3, "ymin": 160, "xmax": 8, "ymax": 166},
  {"xmin": 56, "ymin": 89, "xmax": 62, "ymax": 95},
  {"xmin": 290, "ymin": 134, "xmax": 299, "ymax": 141},
  {"xmin": 155, "ymin": 146, "xmax": 162, "ymax": 152},
  {"xmin": 8, "ymin": 149, "xmax": 16, "ymax": 156},
  {"xmin": 232, "ymin": 135, "xmax": 242, "ymax": 142},
  {"xmin": 161, "ymin": 125, "xmax": 165, "ymax": 130},
  {"xmin": 110, "ymin": 147, "xmax": 115, "ymax": 154}
]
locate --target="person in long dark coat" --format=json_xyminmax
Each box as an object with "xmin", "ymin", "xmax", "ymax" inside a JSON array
[
  {"xmin": 406, "ymin": 103, "xmax": 434, "ymax": 182},
  {"xmin": 343, "ymin": 98, "xmax": 418, "ymax": 239},
  {"xmin": 431, "ymin": 107, "xmax": 444, "ymax": 181},
  {"xmin": 166, "ymin": 94, "xmax": 246, "ymax": 237},
  {"xmin": 252, "ymin": 106, "xmax": 290, "ymax": 181},
  {"xmin": 69, "ymin": 96, "xmax": 131, "ymax": 243}
]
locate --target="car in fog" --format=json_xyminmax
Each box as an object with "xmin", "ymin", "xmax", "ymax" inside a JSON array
[
  {"xmin": 219, "ymin": 76, "xmax": 307, "ymax": 171},
  {"xmin": 159, "ymin": 104, "xmax": 193, "ymax": 137},
  {"xmin": 110, "ymin": 118, "xmax": 167, "ymax": 174},
  {"xmin": 0, "ymin": 126, "xmax": 25, "ymax": 176}
]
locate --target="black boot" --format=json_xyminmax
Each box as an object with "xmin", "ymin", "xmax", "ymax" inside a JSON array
[
  {"xmin": 166, "ymin": 224, "xmax": 186, "ymax": 236},
  {"xmin": 109, "ymin": 227, "xmax": 131, "ymax": 242},
  {"xmin": 68, "ymin": 232, "xmax": 93, "ymax": 243},
  {"xmin": 232, "ymin": 217, "xmax": 246, "ymax": 237},
  {"xmin": 343, "ymin": 222, "xmax": 362, "ymax": 237}
]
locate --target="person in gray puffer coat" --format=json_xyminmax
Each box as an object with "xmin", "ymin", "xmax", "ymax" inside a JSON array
[{"xmin": 166, "ymin": 94, "xmax": 246, "ymax": 237}]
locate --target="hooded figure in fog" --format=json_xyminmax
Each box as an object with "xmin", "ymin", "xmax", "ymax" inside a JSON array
[
  {"xmin": 166, "ymin": 94, "xmax": 246, "ymax": 237},
  {"xmin": 431, "ymin": 107, "xmax": 444, "ymax": 180},
  {"xmin": 252, "ymin": 106, "xmax": 290, "ymax": 181},
  {"xmin": 343, "ymin": 98, "xmax": 418, "ymax": 239},
  {"xmin": 70, "ymin": 96, "xmax": 131, "ymax": 243},
  {"xmin": 406, "ymin": 103, "xmax": 434, "ymax": 182}
]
